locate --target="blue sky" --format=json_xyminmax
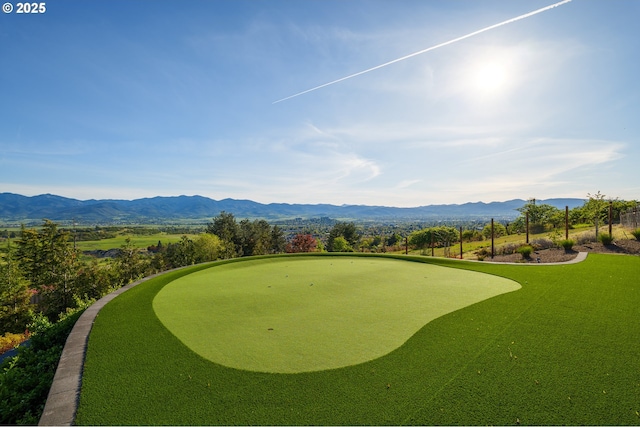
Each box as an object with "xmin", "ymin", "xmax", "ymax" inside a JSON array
[{"xmin": 1, "ymin": 0, "xmax": 639, "ymax": 206}]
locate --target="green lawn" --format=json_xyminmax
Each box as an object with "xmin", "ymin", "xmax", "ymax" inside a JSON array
[
  {"xmin": 74, "ymin": 233, "xmax": 197, "ymax": 251},
  {"xmin": 153, "ymin": 257, "xmax": 519, "ymax": 373},
  {"xmin": 75, "ymin": 253, "xmax": 640, "ymax": 426}
]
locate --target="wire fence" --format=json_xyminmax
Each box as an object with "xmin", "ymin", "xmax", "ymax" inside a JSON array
[{"xmin": 620, "ymin": 205, "xmax": 640, "ymax": 229}]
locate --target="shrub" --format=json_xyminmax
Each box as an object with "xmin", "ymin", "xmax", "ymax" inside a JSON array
[
  {"xmin": 559, "ymin": 239, "xmax": 575, "ymax": 251},
  {"xmin": 0, "ymin": 332, "xmax": 29, "ymax": 355},
  {"xmin": 576, "ymin": 232, "xmax": 597, "ymax": 245},
  {"xmin": 598, "ymin": 233, "xmax": 614, "ymax": 245},
  {"xmin": 475, "ymin": 247, "xmax": 490, "ymax": 261},
  {"xmin": 495, "ymin": 243, "xmax": 519, "ymax": 256},
  {"xmin": 530, "ymin": 238, "xmax": 554, "ymax": 250},
  {"xmin": 631, "ymin": 229, "xmax": 640, "ymax": 241},
  {"xmin": 0, "ymin": 308, "xmax": 84, "ymax": 425},
  {"xmin": 517, "ymin": 245, "xmax": 534, "ymax": 259}
]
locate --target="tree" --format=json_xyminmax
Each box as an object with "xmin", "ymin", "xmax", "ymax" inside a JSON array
[
  {"xmin": 207, "ymin": 212, "xmax": 240, "ymax": 258},
  {"xmin": 114, "ymin": 237, "xmax": 148, "ymax": 285},
  {"xmin": 164, "ymin": 236, "xmax": 198, "ymax": 268},
  {"xmin": 482, "ymin": 222, "xmax": 507, "ymax": 239},
  {"xmin": 328, "ymin": 222, "xmax": 358, "ymax": 252},
  {"xmin": 506, "ymin": 217, "xmax": 526, "ymax": 235},
  {"xmin": 194, "ymin": 233, "xmax": 224, "ymax": 263},
  {"xmin": 239, "ymin": 219, "xmax": 272, "ymax": 256},
  {"xmin": 286, "ymin": 234, "xmax": 317, "ymax": 253},
  {"xmin": 409, "ymin": 229, "xmax": 435, "ymax": 253},
  {"xmin": 462, "ymin": 229, "xmax": 483, "ymax": 242},
  {"xmin": 270, "ymin": 225, "xmax": 287, "ymax": 254},
  {"xmin": 74, "ymin": 258, "xmax": 117, "ymax": 302},
  {"xmin": 15, "ymin": 220, "xmax": 80, "ymax": 318},
  {"xmin": 582, "ymin": 191, "xmax": 610, "ymax": 237},
  {"xmin": 516, "ymin": 198, "xmax": 561, "ymax": 233},
  {"xmin": 410, "ymin": 226, "xmax": 459, "ymax": 254},
  {"xmin": 0, "ymin": 241, "xmax": 33, "ymax": 333},
  {"xmin": 331, "ymin": 236, "xmax": 352, "ymax": 252},
  {"xmin": 386, "ymin": 233, "xmax": 402, "ymax": 247}
]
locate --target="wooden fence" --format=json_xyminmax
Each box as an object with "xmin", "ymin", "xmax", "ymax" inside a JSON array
[{"xmin": 620, "ymin": 205, "xmax": 640, "ymax": 229}]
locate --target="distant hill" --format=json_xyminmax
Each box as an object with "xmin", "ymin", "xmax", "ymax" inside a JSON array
[{"xmin": 0, "ymin": 193, "xmax": 585, "ymax": 224}]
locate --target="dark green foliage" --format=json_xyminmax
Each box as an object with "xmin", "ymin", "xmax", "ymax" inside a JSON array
[
  {"xmin": 15, "ymin": 220, "xmax": 81, "ymax": 318},
  {"xmin": 330, "ymin": 235, "xmax": 352, "ymax": 252},
  {"xmin": 516, "ymin": 198, "xmax": 562, "ymax": 232},
  {"xmin": 410, "ymin": 226, "xmax": 459, "ymax": 254},
  {"xmin": 206, "ymin": 212, "xmax": 285, "ymax": 257},
  {"xmin": 598, "ymin": 233, "xmax": 614, "ymax": 245},
  {"xmin": 517, "ymin": 245, "xmax": 534, "ymax": 259},
  {"xmin": 270, "ymin": 225, "xmax": 287, "ymax": 253},
  {"xmin": 559, "ymin": 239, "xmax": 575, "ymax": 251},
  {"xmin": 0, "ymin": 309, "xmax": 83, "ymax": 425},
  {"xmin": 632, "ymin": 229, "xmax": 640, "ymax": 241},
  {"xmin": 207, "ymin": 211, "xmax": 241, "ymax": 257},
  {"xmin": 482, "ymin": 222, "xmax": 507, "ymax": 239},
  {"xmin": 327, "ymin": 222, "xmax": 359, "ymax": 252},
  {"xmin": 164, "ymin": 236, "xmax": 198, "ymax": 268},
  {"xmin": 0, "ymin": 242, "xmax": 32, "ymax": 333},
  {"xmin": 113, "ymin": 238, "xmax": 149, "ymax": 285}
]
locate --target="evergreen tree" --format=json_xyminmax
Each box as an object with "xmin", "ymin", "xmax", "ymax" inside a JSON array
[
  {"xmin": 270, "ymin": 225, "xmax": 287, "ymax": 254},
  {"xmin": 0, "ymin": 241, "xmax": 33, "ymax": 333},
  {"xmin": 327, "ymin": 222, "xmax": 358, "ymax": 252},
  {"xmin": 114, "ymin": 237, "xmax": 148, "ymax": 285},
  {"xmin": 15, "ymin": 220, "xmax": 80, "ymax": 318},
  {"xmin": 207, "ymin": 212, "xmax": 240, "ymax": 258}
]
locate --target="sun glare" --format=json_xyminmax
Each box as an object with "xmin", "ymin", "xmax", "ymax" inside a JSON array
[{"xmin": 471, "ymin": 62, "xmax": 508, "ymax": 93}]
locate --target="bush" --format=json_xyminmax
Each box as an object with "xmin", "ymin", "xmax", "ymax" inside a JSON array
[
  {"xmin": 576, "ymin": 232, "xmax": 597, "ymax": 245},
  {"xmin": 496, "ymin": 243, "xmax": 519, "ymax": 256},
  {"xmin": 517, "ymin": 245, "xmax": 534, "ymax": 259},
  {"xmin": 0, "ymin": 332, "xmax": 29, "ymax": 355},
  {"xmin": 531, "ymin": 238, "xmax": 555, "ymax": 250},
  {"xmin": 0, "ymin": 308, "xmax": 84, "ymax": 425},
  {"xmin": 598, "ymin": 233, "xmax": 614, "ymax": 245},
  {"xmin": 559, "ymin": 239, "xmax": 575, "ymax": 251},
  {"xmin": 475, "ymin": 247, "xmax": 490, "ymax": 261},
  {"xmin": 631, "ymin": 229, "xmax": 640, "ymax": 241}
]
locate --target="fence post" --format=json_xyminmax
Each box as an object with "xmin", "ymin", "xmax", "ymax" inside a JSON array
[
  {"xmin": 609, "ymin": 201, "xmax": 613, "ymax": 236},
  {"xmin": 565, "ymin": 206, "xmax": 569, "ymax": 240},
  {"xmin": 526, "ymin": 212, "xmax": 529, "ymax": 244},
  {"xmin": 459, "ymin": 226, "xmax": 463, "ymax": 259},
  {"xmin": 431, "ymin": 231, "xmax": 434, "ymax": 257},
  {"xmin": 491, "ymin": 218, "xmax": 495, "ymax": 259}
]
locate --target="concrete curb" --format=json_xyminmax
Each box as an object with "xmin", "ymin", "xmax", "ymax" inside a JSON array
[
  {"xmin": 37, "ymin": 269, "xmax": 175, "ymax": 426},
  {"xmin": 451, "ymin": 251, "xmax": 588, "ymax": 265}
]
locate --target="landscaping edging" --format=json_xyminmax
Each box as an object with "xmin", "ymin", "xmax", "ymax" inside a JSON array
[
  {"xmin": 468, "ymin": 251, "xmax": 588, "ymax": 265},
  {"xmin": 37, "ymin": 269, "xmax": 184, "ymax": 426}
]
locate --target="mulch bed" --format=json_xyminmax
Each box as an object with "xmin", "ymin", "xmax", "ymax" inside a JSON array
[{"xmin": 487, "ymin": 239, "xmax": 640, "ymax": 263}]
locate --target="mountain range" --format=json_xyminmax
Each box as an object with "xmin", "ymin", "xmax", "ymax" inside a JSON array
[{"xmin": 0, "ymin": 193, "xmax": 585, "ymax": 224}]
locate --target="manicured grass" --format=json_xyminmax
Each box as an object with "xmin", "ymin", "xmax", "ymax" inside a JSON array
[
  {"xmin": 75, "ymin": 232, "xmax": 198, "ymax": 251},
  {"xmin": 75, "ymin": 253, "xmax": 640, "ymax": 425},
  {"xmin": 153, "ymin": 257, "xmax": 519, "ymax": 373}
]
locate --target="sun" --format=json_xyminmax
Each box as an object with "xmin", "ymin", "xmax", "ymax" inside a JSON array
[{"xmin": 471, "ymin": 61, "xmax": 508, "ymax": 93}]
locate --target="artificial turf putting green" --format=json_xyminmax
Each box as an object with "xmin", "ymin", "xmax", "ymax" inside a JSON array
[
  {"xmin": 152, "ymin": 257, "xmax": 520, "ymax": 373},
  {"xmin": 75, "ymin": 253, "xmax": 640, "ymax": 426}
]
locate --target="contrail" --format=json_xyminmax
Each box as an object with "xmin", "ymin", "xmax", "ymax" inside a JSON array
[{"xmin": 273, "ymin": 0, "xmax": 572, "ymax": 104}]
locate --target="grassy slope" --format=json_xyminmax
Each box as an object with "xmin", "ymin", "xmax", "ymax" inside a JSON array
[{"xmin": 75, "ymin": 253, "xmax": 640, "ymax": 426}]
